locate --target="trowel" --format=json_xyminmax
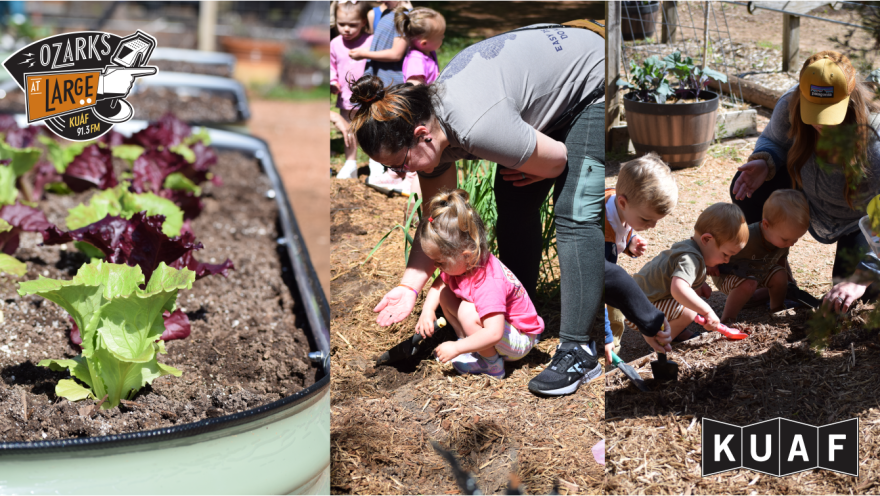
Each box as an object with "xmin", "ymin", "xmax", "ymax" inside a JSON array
[
  {"xmin": 375, "ymin": 317, "xmax": 446, "ymax": 365},
  {"xmin": 650, "ymin": 352, "xmax": 679, "ymax": 383},
  {"xmin": 694, "ymin": 314, "xmax": 749, "ymax": 340},
  {"xmin": 610, "ymin": 351, "xmax": 648, "ymax": 391}
]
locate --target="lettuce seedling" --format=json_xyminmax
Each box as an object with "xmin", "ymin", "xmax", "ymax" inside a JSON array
[
  {"xmin": 0, "ymin": 202, "xmax": 52, "ymax": 255},
  {"xmin": 20, "ymin": 260, "xmax": 195, "ymax": 408},
  {"xmin": 65, "ymin": 182, "xmax": 184, "ymax": 237},
  {"xmin": 42, "ymin": 211, "xmax": 233, "ymax": 282},
  {"xmin": 0, "ymin": 115, "xmax": 42, "ymax": 149},
  {"xmin": 0, "ymin": 219, "xmax": 26, "ymax": 277}
]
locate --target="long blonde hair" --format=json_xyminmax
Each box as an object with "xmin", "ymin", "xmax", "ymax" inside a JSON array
[
  {"xmin": 417, "ymin": 189, "xmax": 489, "ymax": 273},
  {"xmin": 788, "ymin": 51, "xmax": 879, "ymax": 208}
]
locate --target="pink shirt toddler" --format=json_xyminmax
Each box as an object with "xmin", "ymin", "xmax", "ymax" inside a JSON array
[
  {"xmin": 441, "ymin": 253, "xmax": 544, "ymax": 335},
  {"xmin": 402, "ymin": 49, "xmax": 439, "ymax": 85},
  {"xmin": 330, "ymin": 32, "xmax": 373, "ymax": 111}
]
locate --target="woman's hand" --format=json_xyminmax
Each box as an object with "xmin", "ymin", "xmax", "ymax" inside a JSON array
[
  {"xmin": 732, "ymin": 159, "xmax": 770, "ymax": 200},
  {"xmin": 416, "ymin": 310, "xmax": 437, "ymax": 338},
  {"xmin": 434, "ymin": 341, "xmax": 459, "ymax": 363},
  {"xmin": 824, "ymin": 281, "xmax": 868, "ymax": 314},
  {"xmin": 374, "ymin": 286, "xmax": 418, "ymax": 326},
  {"xmin": 498, "ymin": 168, "xmax": 545, "ymax": 186},
  {"xmin": 643, "ymin": 334, "xmax": 672, "ymax": 354}
]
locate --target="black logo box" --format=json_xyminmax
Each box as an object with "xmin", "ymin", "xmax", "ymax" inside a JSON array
[{"xmin": 702, "ymin": 418, "xmax": 859, "ymax": 477}]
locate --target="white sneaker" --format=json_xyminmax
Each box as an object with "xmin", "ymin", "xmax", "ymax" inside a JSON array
[
  {"xmin": 336, "ymin": 160, "xmax": 358, "ymax": 179},
  {"xmin": 368, "ymin": 170, "xmax": 405, "ymax": 188}
]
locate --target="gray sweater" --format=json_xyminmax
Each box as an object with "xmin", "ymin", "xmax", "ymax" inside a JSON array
[{"xmin": 750, "ymin": 86, "xmax": 880, "ymax": 243}]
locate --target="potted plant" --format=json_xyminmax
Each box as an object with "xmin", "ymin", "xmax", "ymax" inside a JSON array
[
  {"xmin": 616, "ymin": 51, "xmax": 728, "ymax": 169},
  {"xmin": 621, "ymin": 1, "xmax": 661, "ymax": 41}
]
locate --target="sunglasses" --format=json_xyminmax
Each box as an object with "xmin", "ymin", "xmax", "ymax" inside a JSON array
[{"xmin": 382, "ymin": 144, "xmax": 411, "ymax": 175}]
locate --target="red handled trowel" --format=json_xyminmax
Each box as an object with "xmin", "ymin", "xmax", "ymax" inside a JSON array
[{"xmin": 694, "ymin": 314, "xmax": 749, "ymax": 340}]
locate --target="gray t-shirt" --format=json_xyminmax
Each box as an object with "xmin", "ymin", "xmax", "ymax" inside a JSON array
[
  {"xmin": 430, "ymin": 26, "xmax": 605, "ymax": 173},
  {"xmin": 752, "ymin": 87, "xmax": 880, "ymax": 242},
  {"xmin": 633, "ymin": 238, "xmax": 707, "ymax": 303}
]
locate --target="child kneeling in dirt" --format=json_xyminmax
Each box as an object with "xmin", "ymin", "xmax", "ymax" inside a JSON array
[
  {"xmin": 708, "ymin": 189, "xmax": 810, "ymax": 323},
  {"xmin": 630, "ymin": 203, "xmax": 749, "ymax": 341},
  {"xmin": 605, "ymin": 152, "xmax": 678, "ymax": 357},
  {"xmin": 414, "ymin": 189, "xmax": 544, "ymax": 378}
]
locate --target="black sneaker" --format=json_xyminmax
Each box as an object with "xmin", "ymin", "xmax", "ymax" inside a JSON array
[{"xmin": 528, "ymin": 341, "xmax": 602, "ymax": 396}]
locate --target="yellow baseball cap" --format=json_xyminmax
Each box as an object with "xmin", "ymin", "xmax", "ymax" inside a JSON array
[{"xmin": 799, "ymin": 52, "xmax": 854, "ymax": 126}]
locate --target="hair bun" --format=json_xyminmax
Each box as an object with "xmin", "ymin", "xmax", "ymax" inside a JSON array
[{"xmin": 349, "ymin": 75, "xmax": 387, "ymax": 106}]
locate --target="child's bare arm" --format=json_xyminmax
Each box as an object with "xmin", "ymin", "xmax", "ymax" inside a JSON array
[
  {"xmin": 350, "ymin": 38, "xmax": 407, "ymax": 62},
  {"xmin": 670, "ymin": 276, "xmax": 719, "ymax": 329},
  {"xmin": 416, "ymin": 277, "xmax": 444, "ymax": 337},
  {"xmin": 450, "ymin": 313, "xmax": 505, "ymax": 355}
]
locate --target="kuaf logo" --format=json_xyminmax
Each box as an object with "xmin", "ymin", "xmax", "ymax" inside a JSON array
[
  {"xmin": 2, "ymin": 30, "xmax": 158, "ymax": 141},
  {"xmin": 702, "ymin": 418, "xmax": 859, "ymax": 477}
]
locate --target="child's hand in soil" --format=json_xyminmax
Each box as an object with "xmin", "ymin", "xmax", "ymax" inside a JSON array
[
  {"xmin": 706, "ymin": 266, "xmax": 720, "ymax": 277},
  {"xmin": 330, "ymin": 82, "xmax": 340, "ymax": 94},
  {"xmin": 628, "ymin": 236, "xmax": 647, "ymax": 257},
  {"xmin": 697, "ymin": 282, "xmax": 712, "ymax": 298},
  {"xmin": 416, "ymin": 310, "xmax": 436, "ymax": 338},
  {"xmin": 434, "ymin": 341, "xmax": 459, "ymax": 363}
]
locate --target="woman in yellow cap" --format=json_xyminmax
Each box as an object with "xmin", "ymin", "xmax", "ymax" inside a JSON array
[{"xmin": 731, "ymin": 50, "xmax": 880, "ymax": 313}]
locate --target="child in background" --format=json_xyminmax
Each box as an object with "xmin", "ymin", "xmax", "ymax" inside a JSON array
[
  {"xmin": 395, "ymin": 7, "xmax": 445, "ymax": 85},
  {"xmin": 414, "ymin": 189, "xmax": 544, "ymax": 379},
  {"xmin": 349, "ymin": 1, "xmax": 409, "ymax": 187},
  {"xmin": 330, "ymin": 1, "xmax": 372, "ymax": 180},
  {"xmin": 631, "ymin": 203, "xmax": 749, "ymax": 341},
  {"xmin": 709, "ymin": 189, "xmax": 810, "ymax": 323},
  {"xmin": 605, "ymin": 152, "xmax": 678, "ymax": 354}
]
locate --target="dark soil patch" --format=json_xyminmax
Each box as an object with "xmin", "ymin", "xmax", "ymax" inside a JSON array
[
  {"xmin": 0, "ymin": 150, "xmax": 317, "ymax": 443},
  {"xmin": 127, "ymin": 87, "xmax": 239, "ymax": 123}
]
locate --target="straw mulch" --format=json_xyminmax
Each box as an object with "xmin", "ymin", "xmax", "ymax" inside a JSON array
[
  {"xmin": 331, "ymin": 177, "xmax": 604, "ymax": 495},
  {"xmin": 605, "ymin": 137, "xmax": 880, "ymax": 494}
]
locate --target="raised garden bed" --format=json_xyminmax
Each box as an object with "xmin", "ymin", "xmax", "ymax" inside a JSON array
[
  {"xmin": 150, "ymin": 48, "xmax": 236, "ymax": 78},
  {"xmin": 0, "ymin": 119, "xmax": 330, "ymax": 494}
]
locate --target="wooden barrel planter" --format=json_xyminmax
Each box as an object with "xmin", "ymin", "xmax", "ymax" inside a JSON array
[
  {"xmin": 621, "ymin": 1, "xmax": 660, "ymax": 41},
  {"xmin": 623, "ymin": 90, "xmax": 720, "ymax": 170}
]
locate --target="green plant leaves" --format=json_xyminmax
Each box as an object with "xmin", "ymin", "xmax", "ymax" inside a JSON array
[
  {"xmin": 0, "ymin": 253, "xmax": 26, "ymax": 276},
  {"xmin": 23, "ymin": 260, "xmax": 194, "ymax": 408},
  {"xmin": 110, "ymin": 144, "xmax": 145, "ymax": 165},
  {"xmin": 37, "ymin": 135, "xmax": 95, "ymax": 173},
  {"xmin": 66, "ymin": 182, "xmax": 184, "ymax": 237},
  {"xmin": 163, "ymin": 172, "xmax": 202, "ymax": 196}
]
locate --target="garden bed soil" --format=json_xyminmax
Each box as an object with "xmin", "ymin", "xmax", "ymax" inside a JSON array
[
  {"xmin": 330, "ymin": 176, "xmax": 605, "ymax": 495},
  {"xmin": 605, "ymin": 137, "xmax": 880, "ymax": 493},
  {"xmin": 128, "ymin": 88, "xmax": 239, "ymax": 123},
  {"xmin": 0, "ymin": 149, "xmax": 317, "ymax": 443}
]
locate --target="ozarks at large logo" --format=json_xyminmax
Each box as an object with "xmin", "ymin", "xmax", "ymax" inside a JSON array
[{"xmin": 3, "ymin": 30, "xmax": 158, "ymax": 141}]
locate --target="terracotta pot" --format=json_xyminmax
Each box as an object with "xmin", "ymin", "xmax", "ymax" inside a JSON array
[{"xmin": 623, "ymin": 90, "xmax": 720, "ymax": 170}]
